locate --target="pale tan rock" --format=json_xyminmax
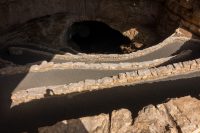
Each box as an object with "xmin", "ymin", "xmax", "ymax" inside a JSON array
[
  {"xmin": 110, "ymin": 109, "xmax": 133, "ymax": 133},
  {"xmin": 133, "ymin": 96, "xmax": 200, "ymax": 133},
  {"xmin": 39, "ymin": 113, "xmax": 109, "ymax": 133},
  {"xmin": 38, "ymin": 96, "xmax": 200, "ymax": 133}
]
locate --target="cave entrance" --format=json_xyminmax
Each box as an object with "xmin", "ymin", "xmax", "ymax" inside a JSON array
[{"xmin": 66, "ymin": 21, "xmax": 133, "ymax": 54}]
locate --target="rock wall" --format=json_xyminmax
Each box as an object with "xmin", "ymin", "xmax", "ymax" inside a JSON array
[
  {"xmin": 158, "ymin": 0, "xmax": 200, "ymax": 37},
  {"xmin": 0, "ymin": 0, "xmax": 166, "ymax": 50},
  {"xmin": 0, "ymin": 0, "xmax": 162, "ymax": 34},
  {"xmin": 0, "ymin": 0, "xmax": 199, "ymax": 37}
]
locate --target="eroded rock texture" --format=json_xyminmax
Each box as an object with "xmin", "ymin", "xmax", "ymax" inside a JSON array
[
  {"xmin": 39, "ymin": 96, "xmax": 200, "ymax": 133},
  {"xmin": 132, "ymin": 96, "xmax": 200, "ymax": 133},
  {"xmin": 158, "ymin": 0, "xmax": 200, "ymax": 38},
  {"xmin": 39, "ymin": 114, "xmax": 109, "ymax": 133},
  {"xmin": 0, "ymin": 0, "xmax": 199, "ymax": 51},
  {"xmin": 0, "ymin": 0, "xmax": 161, "ymax": 32}
]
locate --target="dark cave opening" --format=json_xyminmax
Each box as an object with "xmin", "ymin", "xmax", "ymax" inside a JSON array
[{"xmin": 66, "ymin": 21, "xmax": 133, "ymax": 54}]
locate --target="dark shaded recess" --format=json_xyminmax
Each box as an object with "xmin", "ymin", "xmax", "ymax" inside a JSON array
[
  {"xmin": 1, "ymin": 73, "xmax": 200, "ymax": 132},
  {"xmin": 0, "ymin": 38, "xmax": 56, "ymax": 133},
  {"xmin": 67, "ymin": 21, "xmax": 132, "ymax": 54},
  {"xmin": 0, "ymin": 45, "xmax": 54, "ymax": 65}
]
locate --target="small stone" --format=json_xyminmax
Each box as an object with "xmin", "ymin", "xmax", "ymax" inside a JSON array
[
  {"xmin": 29, "ymin": 65, "xmax": 38, "ymax": 71},
  {"xmin": 118, "ymin": 73, "xmax": 128, "ymax": 83},
  {"xmin": 137, "ymin": 69, "xmax": 152, "ymax": 77},
  {"xmin": 111, "ymin": 109, "xmax": 133, "ymax": 133},
  {"xmin": 150, "ymin": 68, "xmax": 158, "ymax": 76},
  {"xmin": 134, "ymin": 42, "xmax": 144, "ymax": 49},
  {"xmin": 129, "ymin": 71, "xmax": 138, "ymax": 77},
  {"xmin": 190, "ymin": 60, "xmax": 198, "ymax": 69},
  {"xmin": 41, "ymin": 61, "xmax": 48, "ymax": 65},
  {"xmin": 183, "ymin": 61, "xmax": 191, "ymax": 69},
  {"xmin": 166, "ymin": 64, "xmax": 174, "ymax": 71},
  {"xmin": 173, "ymin": 63, "xmax": 182, "ymax": 70},
  {"xmin": 84, "ymin": 80, "xmax": 96, "ymax": 87},
  {"xmin": 101, "ymin": 77, "xmax": 114, "ymax": 86}
]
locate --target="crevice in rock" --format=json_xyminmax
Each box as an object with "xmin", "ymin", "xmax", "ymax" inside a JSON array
[
  {"xmin": 108, "ymin": 112, "xmax": 112, "ymax": 133},
  {"xmin": 163, "ymin": 104, "xmax": 183, "ymax": 133}
]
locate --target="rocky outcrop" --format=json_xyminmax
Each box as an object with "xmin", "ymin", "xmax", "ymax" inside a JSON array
[
  {"xmin": 158, "ymin": 0, "xmax": 200, "ymax": 37},
  {"xmin": 38, "ymin": 96, "xmax": 200, "ymax": 133},
  {"xmin": 132, "ymin": 96, "xmax": 200, "ymax": 133},
  {"xmin": 39, "ymin": 113, "xmax": 109, "ymax": 133}
]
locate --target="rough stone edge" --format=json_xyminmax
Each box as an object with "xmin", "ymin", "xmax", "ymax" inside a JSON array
[
  {"xmin": 0, "ymin": 56, "xmax": 178, "ymax": 75},
  {"xmin": 11, "ymin": 58, "xmax": 200, "ymax": 106},
  {"xmin": 38, "ymin": 96, "xmax": 200, "ymax": 133},
  {"xmin": 38, "ymin": 113, "xmax": 110, "ymax": 133}
]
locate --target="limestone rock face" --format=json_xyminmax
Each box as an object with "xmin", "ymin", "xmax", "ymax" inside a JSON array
[
  {"xmin": 0, "ymin": 0, "xmax": 162, "ymax": 33},
  {"xmin": 110, "ymin": 109, "xmax": 133, "ymax": 133},
  {"xmin": 39, "ymin": 96, "xmax": 200, "ymax": 133},
  {"xmin": 158, "ymin": 0, "xmax": 200, "ymax": 37},
  {"xmin": 133, "ymin": 96, "xmax": 200, "ymax": 133}
]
